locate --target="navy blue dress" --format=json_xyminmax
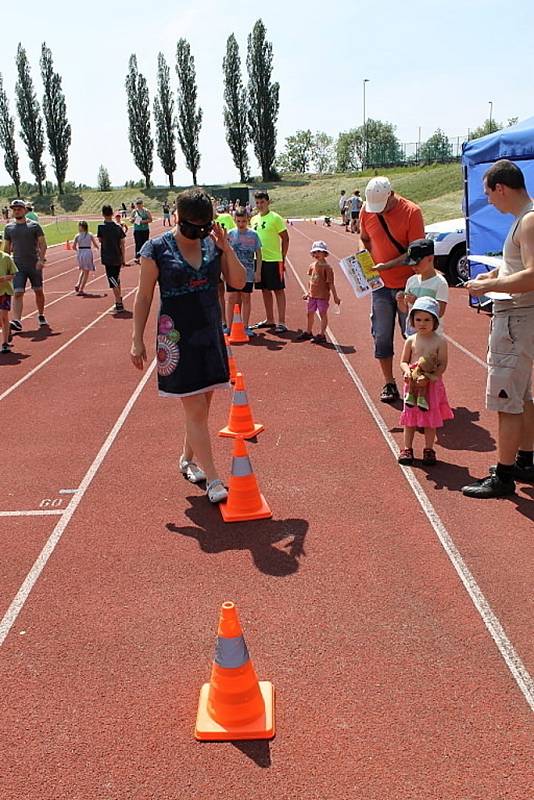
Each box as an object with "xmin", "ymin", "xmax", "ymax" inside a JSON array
[{"xmin": 140, "ymin": 232, "xmax": 229, "ymax": 396}]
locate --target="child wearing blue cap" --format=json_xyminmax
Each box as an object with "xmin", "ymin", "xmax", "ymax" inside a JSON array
[{"xmin": 398, "ymin": 296, "xmax": 453, "ymax": 465}]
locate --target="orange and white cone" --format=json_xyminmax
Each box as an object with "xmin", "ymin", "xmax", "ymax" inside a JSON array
[
  {"xmin": 64, "ymin": 239, "xmax": 72, "ymax": 251},
  {"xmin": 224, "ymin": 334, "xmax": 237, "ymax": 384},
  {"xmin": 219, "ymin": 436, "xmax": 272, "ymax": 522},
  {"xmin": 228, "ymin": 303, "xmax": 249, "ymax": 344},
  {"xmin": 195, "ymin": 601, "xmax": 275, "ymax": 741},
  {"xmin": 219, "ymin": 372, "xmax": 264, "ymax": 439}
]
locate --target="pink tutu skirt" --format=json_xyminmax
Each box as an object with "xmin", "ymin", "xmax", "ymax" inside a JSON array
[{"xmin": 400, "ymin": 377, "xmax": 454, "ymax": 428}]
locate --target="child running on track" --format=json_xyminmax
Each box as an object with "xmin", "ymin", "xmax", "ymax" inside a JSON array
[
  {"xmin": 0, "ymin": 248, "xmax": 17, "ymax": 353},
  {"xmin": 398, "ymin": 297, "xmax": 453, "ymax": 466},
  {"xmin": 296, "ymin": 240, "xmax": 340, "ymax": 343},
  {"xmin": 73, "ymin": 221, "xmax": 99, "ymax": 295},
  {"xmin": 226, "ymin": 209, "xmax": 262, "ymax": 335}
]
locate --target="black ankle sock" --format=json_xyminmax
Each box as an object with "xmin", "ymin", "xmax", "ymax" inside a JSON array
[
  {"xmin": 516, "ymin": 450, "xmax": 533, "ymax": 468},
  {"xmin": 496, "ymin": 462, "xmax": 515, "ymax": 482}
]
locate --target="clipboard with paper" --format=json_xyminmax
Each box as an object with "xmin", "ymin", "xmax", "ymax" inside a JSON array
[{"xmin": 339, "ymin": 249, "xmax": 384, "ymax": 298}]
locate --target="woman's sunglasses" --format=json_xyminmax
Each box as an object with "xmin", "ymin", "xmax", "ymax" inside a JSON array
[{"xmin": 179, "ymin": 219, "xmax": 213, "ymax": 239}]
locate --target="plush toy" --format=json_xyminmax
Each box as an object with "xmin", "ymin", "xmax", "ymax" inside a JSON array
[{"xmin": 405, "ymin": 353, "xmax": 438, "ymax": 410}]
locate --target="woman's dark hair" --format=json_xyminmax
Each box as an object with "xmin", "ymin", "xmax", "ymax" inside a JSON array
[
  {"xmin": 484, "ymin": 159, "xmax": 526, "ymax": 190},
  {"xmin": 176, "ymin": 188, "xmax": 213, "ymax": 222},
  {"xmin": 102, "ymin": 204, "xmax": 113, "ymax": 216},
  {"xmin": 79, "ymin": 220, "xmax": 88, "ymax": 232},
  {"xmin": 409, "ymin": 308, "xmax": 439, "ymax": 331},
  {"xmin": 254, "ymin": 190, "xmax": 269, "ymax": 201}
]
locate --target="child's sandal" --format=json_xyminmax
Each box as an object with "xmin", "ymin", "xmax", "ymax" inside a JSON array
[
  {"xmin": 422, "ymin": 448, "xmax": 437, "ymax": 466},
  {"xmin": 179, "ymin": 458, "xmax": 206, "ymax": 484},
  {"xmin": 398, "ymin": 447, "xmax": 414, "ymax": 465}
]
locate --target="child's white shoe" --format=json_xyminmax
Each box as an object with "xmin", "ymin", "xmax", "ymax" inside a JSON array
[
  {"xmin": 179, "ymin": 457, "xmax": 206, "ymax": 484},
  {"xmin": 206, "ymin": 479, "xmax": 228, "ymax": 503}
]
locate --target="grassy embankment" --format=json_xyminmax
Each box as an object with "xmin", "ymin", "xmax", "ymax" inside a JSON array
[{"xmin": 0, "ymin": 163, "xmax": 463, "ymax": 235}]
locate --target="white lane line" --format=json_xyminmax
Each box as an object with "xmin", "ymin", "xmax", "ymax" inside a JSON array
[
  {"xmin": 0, "ymin": 510, "xmax": 64, "ymax": 517},
  {"xmin": 58, "ymin": 489, "xmax": 78, "ymax": 495},
  {"xmin": 0, "ymin": 286, "xmax": 137, "ymax": 403},
  {"xmin": 0, "ymin": 359, "xmax": 156, "ymax": 648},
  {"xmin": 286, "ymin": 255, "xmax": 534, "ymax": 714},
  {"xmin": 290, "ymin": 225, "xmax": 488, "ymax": 370}
]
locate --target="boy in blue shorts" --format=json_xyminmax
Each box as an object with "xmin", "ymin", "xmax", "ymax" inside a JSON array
[{"xmin": 227, "ymin": 210, "xmax": 262, "ymax": 335}]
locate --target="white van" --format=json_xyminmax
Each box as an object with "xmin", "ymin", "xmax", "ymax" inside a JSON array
[{"xmin": 424, "ymin": 217, "xmax": 467, "ymax": 285}]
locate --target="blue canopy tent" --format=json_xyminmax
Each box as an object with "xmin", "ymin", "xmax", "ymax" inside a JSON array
[{"xmin": 461, "ymin": 116, "xmax": 534, "ymax": 306}]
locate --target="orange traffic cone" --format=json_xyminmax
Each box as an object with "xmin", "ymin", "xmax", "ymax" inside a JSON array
[
  {"xmin": 195, "ymin": 601, "xmax": 275, "ymax": 741},
  {"xmin": 64, "ymin": 239, "xmax": 71, "ymax": 251},
  {"xmin": 228, "ymin": 303, "xmax": 249, "ymax": 344},
  {"xmin": 219, "ymin": 436, "xmax": 272, "ymax": 522},
  {"xmin": 224, "ymin": 334, "xmax": 237, "ymax": 385},
  {"xmin": 219, "ymin": 372, "xmax": 263, "ymax": 439}
]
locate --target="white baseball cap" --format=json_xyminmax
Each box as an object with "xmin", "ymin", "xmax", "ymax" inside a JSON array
[
  {"xmin": 365, "ymin": 176, "xmax": 392, "ymax": 213},
  {"xmin": 310, "ymin": 240, "xmax": 329, "ymax": 253}
]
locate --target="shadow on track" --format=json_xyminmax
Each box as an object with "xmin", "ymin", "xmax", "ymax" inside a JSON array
[
  {"xmin": 437, "ymin": 406, "xmax": 496, "ymax": 453},
  {"xmin": 166, "ymin": 496, "xmax": 308, "ymax": 577},
  {"xmin": 231, "ymin": 739, "xmax": 271, "ymax": 767},
  {"xmin": 246, "ymin": 334, "xmax": 286, "ymax": 351}
]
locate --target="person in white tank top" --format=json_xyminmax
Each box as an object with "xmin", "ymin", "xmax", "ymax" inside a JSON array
[{"xmin": 464, "ymin": 159, "xmax": 534, "ymax": 498}]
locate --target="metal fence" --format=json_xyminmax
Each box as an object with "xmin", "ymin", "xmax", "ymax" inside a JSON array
[{"xmin": 365, "ymin": 136, "xmax": 468, "ymax": 169}]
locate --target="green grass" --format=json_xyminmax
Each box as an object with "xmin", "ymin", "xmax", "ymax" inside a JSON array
[{"xmin": 0, "ymin": 163, "xmax": 463, "ymax": 230}]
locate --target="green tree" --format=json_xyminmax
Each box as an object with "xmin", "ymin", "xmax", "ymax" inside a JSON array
[
  {"xmin": 419, "ymin": 128, "xmax": 453, "ymax": 164},
  {"xmin": 175, "ymin": 39, "xmax": 202, "ymax": 185},
  {"xmin": 364, "ymin": 119, "xmax": 403, "ymax": 167},
  {"xmin": 153, "ymin": 52, "xmax": 176, "ymax": 187},
  {"xmin": 223, "ymin": 34, "xmax": 249, "ymax": 183},
  {"xmin": 247, "ymin": 19, "xmax": 279, "ymax": 181},
  {"xmin": 40, "ymin": 43, "xmax": 71, "ymax": 195},
  {"xmin": 277, "ymin": 129, "xmax": 313, "ymax": 173},
  {"xmin": 335, "ymin": 129, "xmax": 363, "ymax": 172},
  {"xmin": 97, "ymin": 165, "xmax": 111, "ymax": 191},
  {"xmin": 0, "ymin": 73, "xmax": 21, "ymax": 196},
  {"xmin": 125, "ymin": 54, "xmax": 153, "ymax": 188},
  {"xmin": 311, "ymin": 132, "xmax": 334, "ymax": 173},
  {"xmin": 469, "ymin": 118, "xmax": 502, "ymax": 140},
  {"xmin": 15, "ymin": 43, "xmax": 46, "ymax": 195}
]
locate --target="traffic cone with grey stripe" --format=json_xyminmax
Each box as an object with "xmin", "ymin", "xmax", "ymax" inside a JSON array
[
  {"xmin": 224, "ymin": 334, "xmax": 237, "ymax": 384},
  {"xmin": 228, "ymin": 303, "xmax": 249, "ymax": 343},
  {"xmin": 195, "ymin": 601, "xmax": 275, "ymax": 741},
  {"xmin": 219, "ymin": 436, "xmax": 272, "ymax": 522},
  {"xmin": 219, "ymin": 372, "xmax": 264, "ymax": 439}
]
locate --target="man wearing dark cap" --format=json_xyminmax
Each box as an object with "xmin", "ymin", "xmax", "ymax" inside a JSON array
[
  {"xmin": 3, "ymin": 199, "xmax": 48, "ymax": 330},
  {"xmin": 360, "ymin": 176, "xmax": 425, "ymax": 402}
]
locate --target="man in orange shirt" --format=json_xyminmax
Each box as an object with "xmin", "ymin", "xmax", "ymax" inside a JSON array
[{"xmin": 360, "ymin": 177, "xmax": 425, "ymax": 402}]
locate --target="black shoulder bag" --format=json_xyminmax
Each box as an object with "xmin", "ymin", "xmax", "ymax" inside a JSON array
[{"xmin": 377, "ymin": 214, "xmax": 407, "ymax": 255}]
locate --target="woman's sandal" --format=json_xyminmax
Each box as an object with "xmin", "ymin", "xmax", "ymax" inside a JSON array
[
  {"xmin": 206, "ymin": 479, "xmax": 228, "ymax": 504},
  {"xmin": 179, "ymin": 458, "xmax": 206, "ymax": 484}
]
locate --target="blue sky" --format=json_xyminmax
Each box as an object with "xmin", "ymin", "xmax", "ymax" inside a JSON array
[{"xmin": 1, "ymin": 0, "xmax": 533, "ymax": 188}]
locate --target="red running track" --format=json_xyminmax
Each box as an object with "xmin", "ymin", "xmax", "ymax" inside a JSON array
[{"xmin": 0, "ymin": 220, "xmax": 532, "ymax": 800}]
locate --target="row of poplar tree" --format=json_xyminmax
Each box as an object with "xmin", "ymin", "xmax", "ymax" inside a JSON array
[
  {"xmin": 0, "ymin": 20, "xmax": 279, "ymax": 197},
  {"xmin": 0, "ymin": 43, "xmax": 70, "ymax": 196},
  {"xmin": 126, "ymin": 19, "xmax": 278, "ymax": 188}
]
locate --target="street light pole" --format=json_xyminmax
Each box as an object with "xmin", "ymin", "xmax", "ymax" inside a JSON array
[
  {"xmin": 363, "ymin": 78, "xmax": 369, "ymax": 171},
  {"xmin": 489, "ymin": 100, "xmax": 493, "ymax": 130}
]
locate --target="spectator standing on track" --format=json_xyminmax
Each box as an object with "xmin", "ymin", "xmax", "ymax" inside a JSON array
[
  {"xmin": 464, "ymin": 159, "xmax": 534, "ymax": 498},
  {"xmin": 296, "ymin": 240, "xmax": 340, "ymax": 343},
  {"xmin": 25, "ymin": 203, "xmax": 39, "ymax": 222},
  {"xmin": 398, "ymin": 297, "xmax": 452, "ymax": 466},
  {"xmin": 97, "ymin": 204, "xmax": 126, "ymax": 312},
  {"xmin": 396, "ymin": 238, "xmax": 448, "ymax": 334},
  {"xmin": 3, "ymin": 198, "xmax": 48, "ymax": 331},
  {"xmin": 131, "ymin": 188, "xmax": 246, "ymax": 504},
  {"xmin": 338, "ymin": 190, "xmax": 349, "ymax": 231},
  {"xmin": 0, "ymin": 247, "xmax": 17, "ymax": 352},
  {"xmin": 131, "ymin": 198, "xmax": 152, "ymax": 263},
  {"xmin": 360, "ymin": 176, "xmax": 425, "ymax": 403},
  {"xmin": 226, "ymin": 209, "xmax": 262, "ymax": 335},
  {"xmin": 250, "ymin": 191, "xmax": 289, "ymax": 333},
  {"xmin": 73, "ymin": 221, "xmax": 99, "ymax": 295},
  {"xmin": 350, "ymin": 190, "xmax": 363, "ymax": 234},
  {"xmin": 162, "ymin": 202, "xmax": 171, "ymax": 226}
]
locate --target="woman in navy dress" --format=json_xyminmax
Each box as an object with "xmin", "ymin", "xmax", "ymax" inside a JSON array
[{"xmin": 131, "ymin": 189, "xmax": 246, "ymax": 503}]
